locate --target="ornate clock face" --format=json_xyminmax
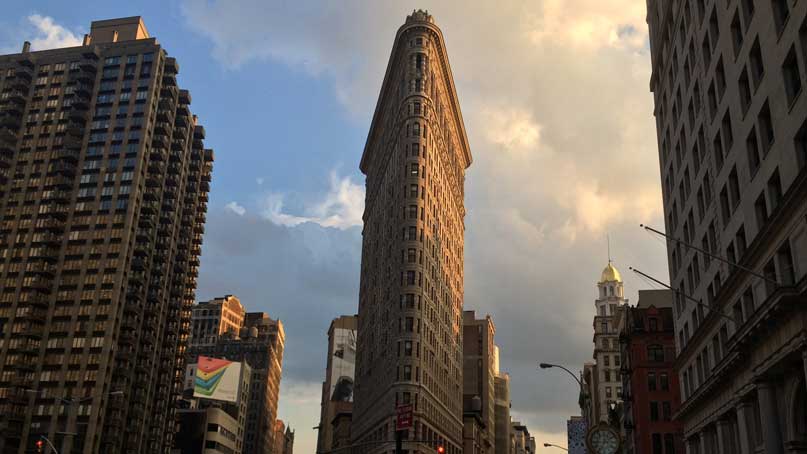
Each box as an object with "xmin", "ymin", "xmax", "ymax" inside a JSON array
[{"xmin": 587, "ymin": 424, "xmax": 620, "ymax": 454}]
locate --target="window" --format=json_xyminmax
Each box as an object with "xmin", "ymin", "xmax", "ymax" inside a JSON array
[
  {"xmin": 796, "ymin": 118, "xmax": 807, "ymax": 170},
  {"xmin": 722, "ymin": 111, "xmax": 733, "ymax": 151},
  {"xmin": 403, "ymin": 365, "xmax": 412, "ymax": 380},
  {"xmin": 772, "ymin": 0, "xmax": 790, "ymax": 33},
  {"xmin": 729, "ymin": 167, "xmax": 740, "ymax": 209},
  {"xmin": 742, "ymin": 287, "xmax": 756, "ymax": 317},
  {"xmin": 747, "ymin": 128, "xmax": 761, "ymax": 176},
  {"xmin": 663, "ymin": 401, "xmax": 672, "ymax": 421},
  {"xmin": 664, "ymin": 434, "xmax": 676, "ymax": 454},
  {"xmin": 777, "ymin": 241, "xmax": 796, "ymax": 285},
  {"xmin": 709, "ymin": 9, "xmax": 720, "ymax": 50},
  {"xmin": 648, "ymin": 372, "xmax": 657, "ymax": 391},
  {"xmin": 767, "ymin": 168, "xmax": 783, "ymax": 213},
  {"xmin": 716, "ymin": 58, "xmax": 726, "ymax": 99},
  {"xmin": 739, "ymin": 68, "xmax": 752, "ymax": 115},
  {"xmin": 650, "ymin": 401, "xmax": 660, "ymax": 421},
  {"xmin": 749, "ymin": 39, "xmax": 764, "ymax": 89},
  {"xmin": 648, "ymin": 345, "xmax": 665, "ymax": 362},
  {"xmin": 713, "ymin": 132, "xmax": 724, "ymax": 171},
  {"xmin": 660, "ymin": 372, "xmax": 670, "ymax": 391},
  {"xmin": 783, "ymin": 46, "xmax": 802, "ymax": 105},
  {"xmin": 604, "ymin": 355, "xmax": 610, "ymax": 366},
  {"xmin": 604, "ymin": 370, "xmax": 610, "ymax": 382},
  {"xmin": 731, "ymin": 11, "xmax": 744, "ymax": 57},
  {"xmin": 720, "ymin": 186, "xmax": 731, "ymax": 224},
  {"xmin": 649, "ymin": 317, "xmax": 658, "ymax": 331},
  {"xmin": 757, "ymin": 100, "xmax": 776, "ymax": 154},
  {"xmin": 754, "ymin": 192, "xmax": 768, "ymax": 228},
  {"xmin": 606, "ymin": 387, "xmax": 612, "ymax": 398}
]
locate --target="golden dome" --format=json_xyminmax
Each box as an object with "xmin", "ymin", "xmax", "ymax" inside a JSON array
[{"xmin": 600, "ymin": 262, "xmax": 622, "ymax": 283}]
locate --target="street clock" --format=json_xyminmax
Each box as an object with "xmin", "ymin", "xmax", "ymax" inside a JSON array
[{"xmin": 586, "ymin": 422, "xmax": 622, "ymax": 454}]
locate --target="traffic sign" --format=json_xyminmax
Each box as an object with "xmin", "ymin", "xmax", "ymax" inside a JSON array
[{"xmin": 396, "ymin": 404, "xmax": 413, "ymax": 430}]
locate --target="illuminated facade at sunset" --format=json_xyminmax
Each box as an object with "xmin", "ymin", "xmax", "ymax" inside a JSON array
[{"xmin": 352, "ymin": 9, "xmax": 472, "ymax": 454}]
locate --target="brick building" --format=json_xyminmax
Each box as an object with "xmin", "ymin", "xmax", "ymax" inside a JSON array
[{"xmin": 617, "ymin": 290, "xmax": 682, "ymax": 454}]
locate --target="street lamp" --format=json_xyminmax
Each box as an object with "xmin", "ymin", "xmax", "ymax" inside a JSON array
[
  {"xmin": 538, "ymin": 362, "xmax": 588, "ymax": 415},
  {"xmin": 543, "ymin": 442, "xmax": 569, "ymax": 451}
]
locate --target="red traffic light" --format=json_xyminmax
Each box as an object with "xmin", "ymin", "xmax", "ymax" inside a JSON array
[
  {"xmin": 436, "ymin": 446, "xmax": 445, "ymax": 453},
  {"xmin": 36, "ymin": 440, "xmax": 43, "ymax": 448}
]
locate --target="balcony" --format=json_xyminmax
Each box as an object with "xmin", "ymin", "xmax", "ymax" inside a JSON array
[
  {"xmin": 152, "ymin": 133, "xmax": 169, "ymax": 148},
  {"xmin": 12, "ymin": 66, "xmax": 33, "ymax": 82},
  {"xmin": 63, "ymin": 135, "xmax": 84, "ymax": 151},
  {"xmin": 0, "ymin": 127, "xmax": 18, "ymax": 144},
  {"xmin": 160, "ymin": 84, "xmax": 178, "ymax": 100},
  {"xmin": 178, "ymin": 90, "xmax": 191, "ymax": 105},
  {"xmin": 164, "ymin": 57, "xmax": 179, "ymax": 75},
  {"xmin": 154, "ymin": 121, "xmax": 171, "ymax": 135},
  {"xmin": 150, "ymin": 147, "xmax": 167, "ymax": 161},
  {"xmin": 2, "ymin": 90, "xmax": 27, "ymax": 106}
]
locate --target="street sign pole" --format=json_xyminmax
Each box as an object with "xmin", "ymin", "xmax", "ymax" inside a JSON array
[{"xmin": 395, "ymin": 404, "xmax": 413, "ymax": 454}]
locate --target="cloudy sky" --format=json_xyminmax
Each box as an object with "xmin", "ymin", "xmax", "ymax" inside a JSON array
[{"xmin": 2, "ymin": 1, "xmax": 671, "ymax": 451}]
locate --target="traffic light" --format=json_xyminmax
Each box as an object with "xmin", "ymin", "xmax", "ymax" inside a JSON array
[
  {"xmin": 436, "ymin": 446, "xmax": 445, "ymax": 453},
  {"xmin": 35, "ymin": 439, "xmax": 44, "ymax": 453}
]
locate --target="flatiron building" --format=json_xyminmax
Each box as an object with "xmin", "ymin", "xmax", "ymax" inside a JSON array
[{"xmin": 352, "ymin": 10, "xmax": 472, "ymax": 454}]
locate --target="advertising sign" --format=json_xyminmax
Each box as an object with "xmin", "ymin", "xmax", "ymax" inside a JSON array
[
  {"xmin": 329, "ymin": 327, "xmax": 356, "ymax": 402},
  {"xmin": 193, "ymin": 356, "xmax": 242, "ymax": 403},
  {"xmin": 567, "ymin": 417, "xmax": 588, "ymax": 454},
  {"xmin": 396, "ymin": 404, "xmax": 413, "ymax": 430}
]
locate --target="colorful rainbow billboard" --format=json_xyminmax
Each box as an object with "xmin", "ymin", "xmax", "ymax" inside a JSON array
[{"xmin": 193, "ymin": 356, "xmax": 242, "ymax": 403}]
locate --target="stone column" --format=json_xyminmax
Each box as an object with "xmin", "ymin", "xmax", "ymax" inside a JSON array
[
  {"xmin": 715, "ymin": 420, "xmax": 728, "ymax": 454},
  {"xmin": 757, "ymin": 382, "xmax": 784, "ymax": 454},
  {"xmin": 735, "ymin": 402, "xmax": 753, "ymax": 454}
]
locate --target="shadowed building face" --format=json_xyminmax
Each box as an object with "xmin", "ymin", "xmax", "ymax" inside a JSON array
[{"xmin": 352, "ymin": 9, "xmax": 472, "ymax": 454}]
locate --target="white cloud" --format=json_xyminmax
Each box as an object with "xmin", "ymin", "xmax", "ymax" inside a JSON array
[
  {"xmin": 261, "ymin": 171, "xmax": 364, "ymax": 230},
  {"xmin": 26, "ymin": 15, "xmax": 82, "ymax": 51},
  {"xmin": 224, "ymin": 201, "xmax": 246, "ymax": 216}
]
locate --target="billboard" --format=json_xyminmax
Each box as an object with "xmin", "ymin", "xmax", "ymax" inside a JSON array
[
  {"xmin": 329, "ymin": 327, "xmax": 356, "ymax": 402},
  {"xmin": 567, "ymin": 417, "xmax": 588, "ymax": 454},
  {"xmin": 193, "ymin": 356, "xmax": 242, "ymax": 403}
]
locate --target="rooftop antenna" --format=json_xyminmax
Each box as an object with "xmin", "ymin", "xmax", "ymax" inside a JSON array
[{"xmin": 607, "ymin": 233, "xmax": 611, "ymax": 263}]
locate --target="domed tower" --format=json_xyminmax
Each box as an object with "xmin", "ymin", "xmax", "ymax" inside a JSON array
[{"xmin": 590, "ymin": 261, "xmax": 629, "ymax": 423}]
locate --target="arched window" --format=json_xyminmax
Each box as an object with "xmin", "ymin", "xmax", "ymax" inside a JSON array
[
  {"xmin": 647, "ymin": 345, "xmax": 665, "ymax": 362},
  {"xmin": 609, "ymin": 286, "xmax": 614, "ymax": 296}
]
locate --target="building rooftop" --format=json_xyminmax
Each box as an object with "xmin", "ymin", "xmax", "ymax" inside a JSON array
[{"xmin": 89, "ymin": 16, "xmax": 149, "ymax": 44}]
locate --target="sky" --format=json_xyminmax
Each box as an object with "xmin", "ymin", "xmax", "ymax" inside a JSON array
[{"xmin": 1, "ymin": 1, "xmax": 671, "ymax": 452}]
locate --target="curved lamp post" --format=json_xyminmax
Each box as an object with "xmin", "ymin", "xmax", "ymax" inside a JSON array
[
  {"xmin": 538, "ymin": 362, "xmax": 589, "ymax": 414},
  {"xmin": 543, "ymin": 442, "xmax": 569, "ymax": 451}
]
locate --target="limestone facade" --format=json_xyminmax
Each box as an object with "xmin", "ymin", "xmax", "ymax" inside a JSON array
[{"xmin": 647, "ymin": 1, "xmax": 807, "ymax": 452}]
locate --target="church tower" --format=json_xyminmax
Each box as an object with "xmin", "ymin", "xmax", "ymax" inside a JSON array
[{"xmin": 590, "ymin": 261, "xmax": 628, "ymax": 423}]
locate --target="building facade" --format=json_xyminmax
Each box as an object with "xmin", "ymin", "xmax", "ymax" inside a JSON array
[
  {"xmin": 617, "ymin": 290, "xmax": 682, "ymax": 454},
  {"xmin": 177, "ymin": 360, "xmax": 252, "ymax": 454},
  {"xmin": 190, "ymin": 294, "xmax": 246, "ymax": 346},
  {"xmin": 272, "ymin": 420, "xmax": 294, "ymax": 454},
  {"xmin": 588, "ymin": 262, "xmax": 628, "ymax": 425},
  {"xmin": 186, "ymin": 308, "xmax": 285, "ymax": 454},
  {"xmin": 0, "ymin": 16, "xmax": 213, "ymax": 453},
  {"xmin": 647, "ymin": 0, "xmax": 807, "ymax": 452},
  {"xmin": 494, "ymin": 373, "xmax": 512, "ymax": 454},
  {"xmin": 352, "ymin": 9, "xmax": 472, "ymax": 454},
  {"xmin": 316, "ymin": 315, "xmax": 358, "ymax": 453},
  {"xmin": 462, "ymin": 311, "xmax": 496, "ymax": 453}
]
